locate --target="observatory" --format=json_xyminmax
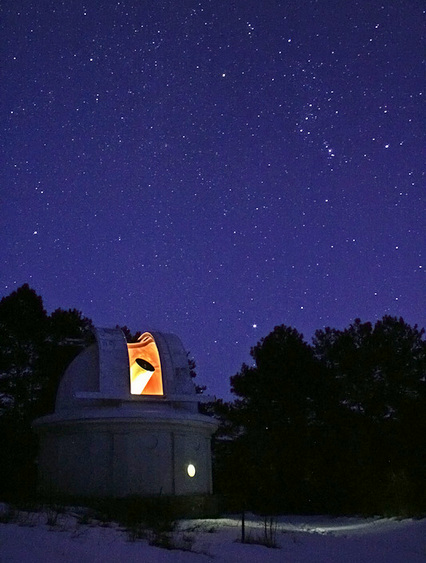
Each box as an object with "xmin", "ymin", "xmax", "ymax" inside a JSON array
[{"xmin": 34, "ymin": 328, "xmax": 217, "ymax": 498}]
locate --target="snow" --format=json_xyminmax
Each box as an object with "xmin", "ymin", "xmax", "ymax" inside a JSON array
[{"xmin": 0, "ymin": 505, "xmax": 425, "ymax": 562}]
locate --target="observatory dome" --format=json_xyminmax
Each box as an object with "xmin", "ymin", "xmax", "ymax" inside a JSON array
[{"xmin": 34, "ymin": 328, "xmax": 217, "ymax": 498}]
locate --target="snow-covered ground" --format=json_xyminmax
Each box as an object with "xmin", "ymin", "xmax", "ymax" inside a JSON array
[{"xmin": 0, "ymin": 504, "xmax": 425, "ymax": 562}]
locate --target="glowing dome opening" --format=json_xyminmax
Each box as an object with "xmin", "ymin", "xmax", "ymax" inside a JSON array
[{"xmin": 128, "ymin": 332, "xmax": 163, "ymax": 395}]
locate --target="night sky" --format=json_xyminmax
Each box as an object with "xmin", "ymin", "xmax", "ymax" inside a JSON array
[{"xmin": 1, "ymin": 1, "xmax": 424, "ymax": 399}]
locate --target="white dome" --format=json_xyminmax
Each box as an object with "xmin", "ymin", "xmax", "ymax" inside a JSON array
[{"xmin": 54, "ymin": 328, "xmax": 198, "ymax": 413}]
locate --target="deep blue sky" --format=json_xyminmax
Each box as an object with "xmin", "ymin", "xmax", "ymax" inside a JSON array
[{"xmin": 1, "ymin": 1, "xmax": 424, "ymax": 399}]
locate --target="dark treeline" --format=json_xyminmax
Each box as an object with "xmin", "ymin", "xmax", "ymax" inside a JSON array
[
  {"xmin": 0, "ymin": 284, "xmax": 94, "ymax": 497},
  {"xmin": 213, "ymin": 321, "xmax": 426, "ymax": 516},
  {"xmin": 0, "ymin": 284, "xmax": 425, "ymax": 516}
]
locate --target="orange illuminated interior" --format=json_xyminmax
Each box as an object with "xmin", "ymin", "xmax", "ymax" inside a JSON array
[{"xmin": 127, "ymin": 332, "xmax": 163, "ymax": 395}]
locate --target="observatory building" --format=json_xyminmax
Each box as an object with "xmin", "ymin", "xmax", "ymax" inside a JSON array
[{"xmin": 34, "ymin": 328, "xmax": 217, "ymax": 498}]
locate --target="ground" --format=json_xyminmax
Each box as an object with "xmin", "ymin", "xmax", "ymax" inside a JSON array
[{"xmin": 0, "ymin": 505, "xmax": 425, "ymax": 562}]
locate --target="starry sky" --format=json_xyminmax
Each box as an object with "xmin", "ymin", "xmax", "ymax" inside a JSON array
[{"xmin": 1, "ymin": 1, "xmax": 424, "ymax": 399}]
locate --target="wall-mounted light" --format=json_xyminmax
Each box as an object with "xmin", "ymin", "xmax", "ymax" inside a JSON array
[{"xmin": 187, "ymin": 463, "xmax": 196, "ymax": 478}]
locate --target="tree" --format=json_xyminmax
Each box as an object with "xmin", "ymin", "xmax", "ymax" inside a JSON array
[
  {"xmin": 312, "ymin": 316, "xmax": 426, "ymax": 513},
  {"xmin": 313, "ymin": 316, "xmax": 425, "ymax": 423},
  {"xmin": 0, "ymin": 285, "xmax": 93, "ymax": 497},
  {"xmin": 187, "ymin": 352, "xmax": 207, "ymax": 395},
  {"xmin": 215, "ymin": 316, "xmax": 425, "ymax": 515},
  {"xmin": 117, "ymin": 325, "xmax": 142, "ymax": 343},
  {"xmin": 217, "ymin": 325, "xmax": 327, "ymax": 513},
  {"xmin": 0, "ymin": 284, "xmax": 48, "ymax": 421}
]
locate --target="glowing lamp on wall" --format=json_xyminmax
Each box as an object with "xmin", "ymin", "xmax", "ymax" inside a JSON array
[
  {"xmin": 187, "ymin": 464, "xmax": 196, "ymax": 478},
  {"xmin": 128, "ymin": 332, "xmax": 163, "ymax": 395}
]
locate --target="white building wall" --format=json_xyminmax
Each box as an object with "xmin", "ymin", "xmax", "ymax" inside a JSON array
[{"xmin": 37, "ymin": 419, "xmax": 215, "ymax": 498}]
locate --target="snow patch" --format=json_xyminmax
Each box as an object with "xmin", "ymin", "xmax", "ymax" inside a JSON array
[{"xmin": 0, "ymin": 506, "xmax": 425, "ymax": 562}]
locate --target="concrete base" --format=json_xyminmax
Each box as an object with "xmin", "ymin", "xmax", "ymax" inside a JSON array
[{"xmin": 35, "ymin": 413, "xmax": 215, "ymax": 498}]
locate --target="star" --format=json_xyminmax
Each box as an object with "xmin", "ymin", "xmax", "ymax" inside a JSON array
[{"xmin": 1, "ymin": 0, "xmax": 423, "ymax": 401}]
